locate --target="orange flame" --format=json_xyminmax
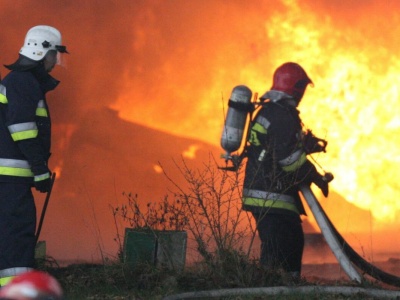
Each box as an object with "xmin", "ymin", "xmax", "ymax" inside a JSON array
[{"xmin": 111, "ymin": 0, "xmax": 400, "ymax": 226}]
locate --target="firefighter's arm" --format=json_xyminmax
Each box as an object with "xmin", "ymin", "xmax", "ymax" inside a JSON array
[
  {"xmin": 295, "ymin": 159, "xmax": 329, "ymax": 197},
  {"xmin": 278, "ymin": 149, "xmax": 329, "ymax": 197},
  {"xmin": 17, "ymin": 139, "xmax": 52, "ymax": 192},
  {"xmin": 6, "ymin": 80, "xmax": 52, "ymax": 192},
  {"xmin": 302, "ymin": 129, "xmax": 327, "ymax": 154}
]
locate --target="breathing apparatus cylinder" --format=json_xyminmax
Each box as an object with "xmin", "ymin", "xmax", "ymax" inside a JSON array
[{"xmin": 220, "ymin": 85, "xmax": 253, "ymax": 156}]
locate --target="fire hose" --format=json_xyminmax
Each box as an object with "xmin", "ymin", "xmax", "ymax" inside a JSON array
[
  {"xmin": 308, "ymin": 186, "xmax": 400, "ymax": 287},
  {"xmin": 162, "ymin": 286, "xmax": 400, "ymax": 300},
  {"xmin": 300, "ymin": 184, "xmax": 362, "ymax": 282},
  {"xmin": 163, "ymin": 186, "xmax": 400, "ymax": 300}
]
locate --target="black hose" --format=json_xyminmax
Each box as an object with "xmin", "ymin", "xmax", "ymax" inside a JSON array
[{"xmin": 315, "ymin": 198, "xmax": 400, "ymax": 287}]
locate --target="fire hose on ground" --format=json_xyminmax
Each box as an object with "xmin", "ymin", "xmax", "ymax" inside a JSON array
[
  {"xmin": 163, "ymin": 184, "xmax": 400, "ymax": 300},
  {"xmin": 162, "ymin": 285, "xmax": 400, "ymax": 300},
  {"xmin": 300, "ymin": 184, "xmax": 400, "ymax": 287},
  {"xmin": 300, "ymin": 184, "xmax": 363, "ymax": 283}
]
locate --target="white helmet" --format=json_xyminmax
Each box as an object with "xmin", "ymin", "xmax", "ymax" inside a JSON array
[{"xmin": 19, "ymin": 25, "xmax": 68, "ymax": 61}]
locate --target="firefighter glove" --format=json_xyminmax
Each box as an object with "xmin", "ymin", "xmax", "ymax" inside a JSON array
[
  {"xmin": 303, "ymin": 130, "xmax": 327, "ymax": 154},
  {"xmin": 312, "ymin": 174, "xmax": 329, "ymax": 197},
  {"xmin": 34, "ymin": 172, "xmax": 52, "ymax": 193},
  {"xmin": 31, "ymin": 163, "xmax": 52, "ymax": 193}
]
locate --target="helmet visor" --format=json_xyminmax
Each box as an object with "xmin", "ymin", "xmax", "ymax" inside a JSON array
[
  {"xmin": 55, "ymin": 45, "xmax": 68, "ymax": 67},
  {"xmin": 56, "ymin": 52, "xmax": 68, "ymax": 67},
  {"xmin": 55, "ymin": 45, "xmax": 68, "ymax": 53}
]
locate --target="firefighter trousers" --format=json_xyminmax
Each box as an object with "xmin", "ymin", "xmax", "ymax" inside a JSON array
[
  {"xmin": 0, "ymin": 182, "xmax": 36, "ymax": 283},
  {"xmin": 253, "ymin": 212, "xmax": 304, "ymax": 275}
]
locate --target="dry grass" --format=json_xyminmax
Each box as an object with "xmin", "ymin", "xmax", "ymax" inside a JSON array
[
  {"xmin": 35, "ymin": 157, "xmax": 389, "ymax": 299},
  {"xmin": 35, "ymin": 256, "xmax": 387, "ymax": 300}
]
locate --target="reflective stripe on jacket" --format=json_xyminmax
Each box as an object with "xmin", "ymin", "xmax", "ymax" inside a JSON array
[
  {"xmin": 0, "ymin": 158, "xmax": 34, "ymax": 177},
  {"xmin": 278, "ymin": 149, "xmax": 307, "ymax": 172},
  {"xmin": 242, "ymin": 188, "xmax": 299, "ymax": 214},
  {"xmin": 0, "ymin": 67, "xmax": 58, "ymax": 183}
]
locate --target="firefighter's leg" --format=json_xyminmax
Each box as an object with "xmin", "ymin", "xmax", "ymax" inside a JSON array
[
  {"xmin": 254, "ymin": 213, "xmax": 304, "ymax": 277},
  {"xmin": 254, "ymin": 213, "xmax": 281, "ymax": 269},
  {"xmin": 0, "ymin": 182, "xmax": 36, "ymax": 285},
  {"xmin": 278, "ymin": 215, "xmax": 304, "ymax": 278}
]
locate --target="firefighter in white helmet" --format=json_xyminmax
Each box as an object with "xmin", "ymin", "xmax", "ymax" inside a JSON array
[
  {"xmin": 0, "ymin": 25, "xmax": 68, "ymax": 286},
  {"xmin": 242, "ymin": 62, "xmax": 329, "ymax": 281}
]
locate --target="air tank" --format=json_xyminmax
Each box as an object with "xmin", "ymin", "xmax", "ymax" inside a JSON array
[{"xmin": 220, "ymin": 85, "xmax": 253, "ymax": 156}]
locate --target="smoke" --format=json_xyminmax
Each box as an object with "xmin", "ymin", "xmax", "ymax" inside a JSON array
[
  {"xmin": 0, "ymin": 0, "xmax": 274, "ymax": 126},
  {"xmin": 0, "ymin": 1, "xmax": 144, "ymax": 121}
]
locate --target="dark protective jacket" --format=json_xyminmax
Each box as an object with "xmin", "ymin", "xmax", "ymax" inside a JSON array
[
  {"xmin": 0, "ymin": 65, "xmax": 59, "ymax": 183},
  {"xmin": 242, "ymin": 91, "xmax": 320, "ymax": 216}
]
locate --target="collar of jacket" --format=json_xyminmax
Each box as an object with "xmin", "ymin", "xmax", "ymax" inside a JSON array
[
  {"xmin": 262, "ymin": 90, "xmax": 297, "ymax": 107},
  {"xmin": 31, "ymin": 65, "xmax": 60, "ymax": 93}
]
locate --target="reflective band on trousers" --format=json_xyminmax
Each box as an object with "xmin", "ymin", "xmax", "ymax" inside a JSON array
[
  {"xmin": 0, "ymin": 267, "xmax": 33, "ymax": 278},
  {"xmin": 0, "ymin": 158, "xmax": 34, "ymax": 177}
]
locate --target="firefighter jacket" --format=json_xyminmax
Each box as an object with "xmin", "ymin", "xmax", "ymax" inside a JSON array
[
  {"xmin": 0, "ymin": 65, "xmax": 59, "ymax": 184},
  {"xmin": 242, "ymin": 90, "xmax": 319, "ymax": 216}
]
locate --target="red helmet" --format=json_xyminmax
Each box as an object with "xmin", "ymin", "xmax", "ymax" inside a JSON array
[
  {"xmin": 0, "ymin": 271, "xmax": 63, "ymax": 299},
  {"xmin": 271, "ymin": 62, "xmax": 313, "ymax": 101}
]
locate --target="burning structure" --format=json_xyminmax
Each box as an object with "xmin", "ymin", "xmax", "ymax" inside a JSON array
[{"xmin": 0, "ymin": 1, "xmax": 399, "ymax": 270}]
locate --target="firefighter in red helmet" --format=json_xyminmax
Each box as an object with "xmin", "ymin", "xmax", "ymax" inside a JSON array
[
  {"xmin": 242, "ymin": 62, "xmax": 329, "ymax": 280},
  {"xmin": 268, "ymin": 62, "xmax": 313, "ymax": 103}
]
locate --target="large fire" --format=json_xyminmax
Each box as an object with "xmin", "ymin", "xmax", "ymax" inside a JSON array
[
  {"xmin": 112, "ymin": 0, "xmax": 400, "ymax": 226},
  {"xmin": 1, "ymin": 0, "xmax": 399, "ymax": 262}
]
